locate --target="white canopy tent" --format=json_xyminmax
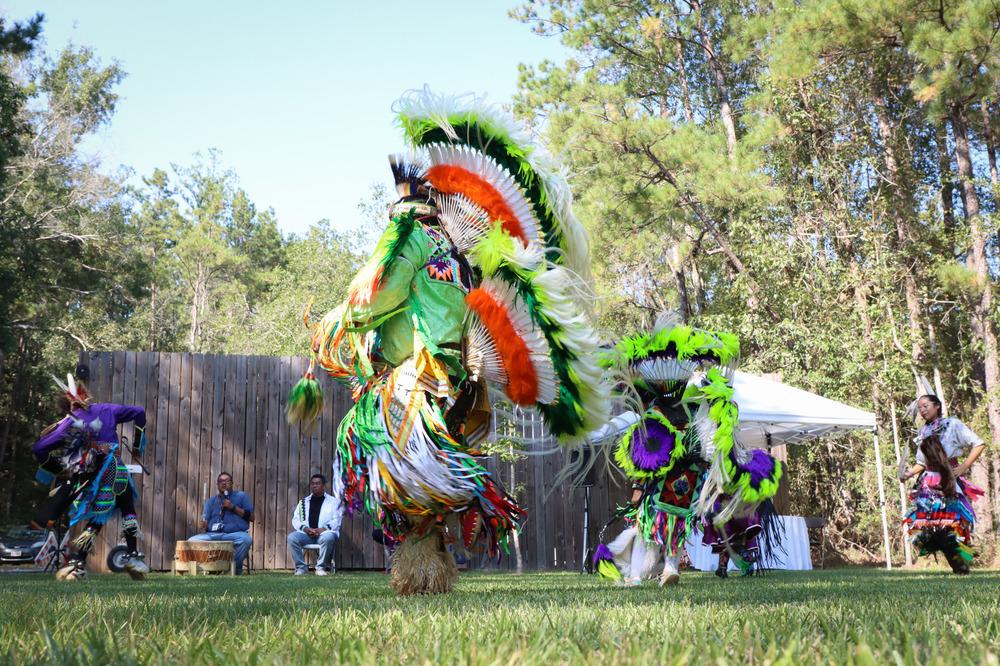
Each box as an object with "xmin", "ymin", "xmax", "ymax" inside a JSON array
[{"xmin": 732, "ymin": 371, "xmax": 876, "ymax": 445}]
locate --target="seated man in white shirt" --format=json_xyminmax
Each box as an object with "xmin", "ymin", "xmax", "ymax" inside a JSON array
[{"xmin": 287, "ymin": 473, "xmax": 343, "ymax": 576}]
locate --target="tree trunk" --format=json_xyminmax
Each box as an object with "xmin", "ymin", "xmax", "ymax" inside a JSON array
[
  {"xmin": 0, "ymin": 334, "xmax": 28, "ymax": 471},
  {"xmin": 636, "ymin": 145, "xmax": 779, "ymax": 321},
  {"xmin": 149, "ymin": 282, "xmax": 157, "ymax": 351},
  {"xmin": 981, "ymin": 101, "xmax": 999, "ymax": 190},
  {"xmin": 188, "ymin": 263, "xmax": 206, "ymax": 352},
  {"xmin": 691, "ymin": 0, "xmax": 737, "ymax": 159},
  {"xmin": 690, "ymin": 253, "xmax": 706, "ymax": 315},
  {"xmin": 927, "ymin": 313, "xmax": 948, "ymax": 414},
  {"xmin": 951, "ymin": 102, "xmax": 1000, "ymax": 536},
  {"xmin": 874, "ymin": 91, "xmax": 925, "ymax": 377},
  {"xmin": 670, "ymin": 245, "xmax": 691, "ymax": 320},
  {"xmin": 936, "ymin": 125, "xmax": 957, "ymax": 233},
  {"xmin": 673, "ymin": 37, "xmax": 694, "ymax": 124}
]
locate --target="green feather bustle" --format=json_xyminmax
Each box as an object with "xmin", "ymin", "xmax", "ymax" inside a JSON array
[{"xmin": 492, "ymin": 264, "xmax": 587, "ymax": 438}]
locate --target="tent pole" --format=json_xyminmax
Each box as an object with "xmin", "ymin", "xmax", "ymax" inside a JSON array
[
  {"xmin": 889, "ymin": 403, "xmax": 912, "ymax": 566},
  {"xmin": 873, "ymin": 428, "xmax": 892, "ymax": 569}
]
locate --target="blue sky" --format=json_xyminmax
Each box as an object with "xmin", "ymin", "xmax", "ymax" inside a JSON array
[{"xmin": 4, "ymin": 1, "xmax": 567, "ymax": 235}]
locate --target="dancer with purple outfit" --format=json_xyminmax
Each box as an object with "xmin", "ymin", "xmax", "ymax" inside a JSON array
[{"xmin": 30, "ymin": 373, "xmax": 150, "ymax": 581}]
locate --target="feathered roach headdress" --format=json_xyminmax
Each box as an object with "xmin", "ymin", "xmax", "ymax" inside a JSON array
[
  {"xmin": 387, "ymin": 154, "xmax": 436, "ymax": 219},
  {"xmin": 53, "ymin": 372, "xmax": 90, "ymax": 410}
]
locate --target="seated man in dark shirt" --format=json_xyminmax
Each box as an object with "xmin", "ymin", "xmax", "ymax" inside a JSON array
[
  {"xmin": 287, "ymin": 474, "xmax": 343, "ymax": 575},
  {"xmin": 188, "ymin": 472, "xmax": 254, "ymax": 574}
]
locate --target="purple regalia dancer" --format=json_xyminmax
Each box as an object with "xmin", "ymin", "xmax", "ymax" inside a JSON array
[{"xmin": 30, "ymin": 372, "xmax": 150, "ymax": 581}]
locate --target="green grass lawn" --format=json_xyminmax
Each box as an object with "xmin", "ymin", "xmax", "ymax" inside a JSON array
[{"xmin": 1, "ymin": 568, "xmax": 999, "ymax": 665}]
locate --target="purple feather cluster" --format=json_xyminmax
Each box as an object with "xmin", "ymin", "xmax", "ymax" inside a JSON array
[
  {"xmin": 736, "ymin": 449, "xmax": 777, "ymax": 487},
  {"xmin": 592, "ymin": 543, "xmax": 614, "ymax": 564},
  {"xmin": 630, "ymin": 419, "xmax": 676, "ymax": 471}
]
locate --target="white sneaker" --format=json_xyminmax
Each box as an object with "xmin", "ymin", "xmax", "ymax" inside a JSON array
[
  {"xmin": 294, "ymin": 568, "xmax": 307, "ymax": 576},
  {"xmin": 315, "ymin": 567, "xmax": 328, "ymax": 576},
  {"xmin": 622, "ymin": 577, "xmax": 642, "ymax": 587}
]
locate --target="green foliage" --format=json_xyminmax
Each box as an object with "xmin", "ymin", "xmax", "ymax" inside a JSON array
[
  {"xmin": 0, "ymin": 570, "xmax": 999, "ymax": 664},
  {"xmin": 936, "ymin": 261, "xmax": 983, "ymax": 298}
]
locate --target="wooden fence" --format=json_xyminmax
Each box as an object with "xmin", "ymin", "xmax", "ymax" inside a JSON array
[{"xmin": 79, "ymin": 351, "xmax": 630, "ymax": 572}]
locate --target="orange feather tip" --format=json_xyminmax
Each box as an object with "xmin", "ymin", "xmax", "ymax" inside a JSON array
[
  {"xmin": 466, "ymin": 287, "xmax": 539, "ymax": 405},
  {"xmin": 426, "ymin": 164, "xmax": 530, "ymax": 244}
]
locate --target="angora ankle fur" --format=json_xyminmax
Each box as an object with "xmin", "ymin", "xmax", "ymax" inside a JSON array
[{"xmin": 390, "ymin": 531, "xmax": 459, "ymax": 595}]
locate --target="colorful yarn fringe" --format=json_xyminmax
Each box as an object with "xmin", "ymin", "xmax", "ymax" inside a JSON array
[
  {"xmin": 903, "ymin": 475, "xmax": 981, "ymax": 563},
  {"xmin": 286, "ymin": 371, "xmax": 324, "ymax": 427}
]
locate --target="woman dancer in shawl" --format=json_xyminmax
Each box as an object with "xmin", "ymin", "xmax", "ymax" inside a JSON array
[
  {"xmin": 31, "ymin": 373, "xmax": 150, "ymax": 581},
  {"xmin": 592, "ymin": 314, "xmax": 782, "ymax": 585},
  {"xmin": 287, "ymin": 89, "xmax": 610, "ymax": 594},
  {"xmin": 900, "ymin": 395, "xmax": 986, "ymax": 574}
]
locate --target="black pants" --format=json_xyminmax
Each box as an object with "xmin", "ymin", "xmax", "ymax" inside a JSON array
[{"xmin": 33, "ymin": 474, "xmax": 139, "ymax": 557}]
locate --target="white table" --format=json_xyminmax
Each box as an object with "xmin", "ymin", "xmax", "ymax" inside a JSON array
[{"xmin": 686, "ymin": 515, "xmax": 813, "ymax": 571}]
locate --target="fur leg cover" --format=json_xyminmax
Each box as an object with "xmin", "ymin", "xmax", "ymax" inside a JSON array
[
  {"xmin": 390, "ymin": 530, "xmax": 459, "ymax": 595},
  {"xmin": 608, "ymin": 526, "xmax": 639, "ymax": 574},
  {"xmin": 597, "ymin": 527, "xmax": 662, "ymax": 583},
  {"xmin": 630, "ymin": 533, "xmax": 662, "ymax": 582}
]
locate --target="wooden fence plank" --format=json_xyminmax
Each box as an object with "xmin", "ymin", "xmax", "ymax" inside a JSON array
[
  {"xmin": 233, "ymin": 355, "xmax": 248, "ymax": 491},
  {"xmin": 134, "ymin": 352, "xmax": 154, "ymax": 566},
  {"xmin": 278, "ymin": 356, "xmax": 294, "ymax": 569},
  {"xmin": 252, "ymin": 356, "xmax": 269, "ymax": 569},
  {"xmin": 173, "ymin": 354, "xmax": 191, "ymax": 550},
  {"xmin": 164, "ymin": 352, "xmax": 183, "ymax": 555},
  {"xmin": 284, "ymin": 357, "xmax": 301, "ymax": 571},
  {"xmin": 264, "ymin": 356, "xmax": 280, "ymax": 569},
  {"xmin": 188, "ymin": 354, "xmax": 206, "ymax": 537},
  {"xmin": 211, "ymin": 355, "xmax": 225, "ymax": 487},
  {"xmin": 242, "ymin": 357, "xmax": 257, "ymax": 529},
  {"xmin": 151, "ymin": 353, "xmax": 171, "ymax": 570},
  {"xmin": 221, "ymin": 357, "xmax": 236, "ymax": 482}
]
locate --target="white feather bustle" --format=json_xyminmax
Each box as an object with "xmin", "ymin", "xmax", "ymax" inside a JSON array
[
  {"xmin": 465, "ymin": 317, "xmax": 508, "ymax": 389},
  {"xmin": 436, "ymin": 193, "xmax": 493, "ymax": 253},
  {"xmin": 531, "ymin": 268, "xmax": 612, "ymax": 438}
]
